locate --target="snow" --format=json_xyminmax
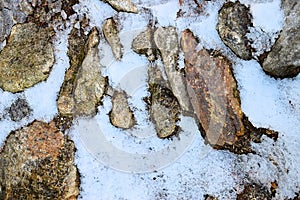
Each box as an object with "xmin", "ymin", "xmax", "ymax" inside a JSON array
[{"xmin": 0, "ymin": 0, "xmax": 299, "ymax": 199}]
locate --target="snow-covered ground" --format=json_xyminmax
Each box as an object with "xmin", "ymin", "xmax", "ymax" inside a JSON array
[{"xmin": 0, "ymin": 0, "xmax": 299, "ymax": 199}]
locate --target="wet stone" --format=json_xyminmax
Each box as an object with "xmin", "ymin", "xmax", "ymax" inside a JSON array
[
  {"xmin": 109, "ymin": 91, "xmax": 135, "ymax": 129},
  {"xmin": 217, "ymin": 1, "xmax": 253, "ymax": 60},
  {"xmin": 103, "ymin": 0, "xmax": 138, "ymax": 13},
  {"xmin": 0, "ymin": 22, "xmax": 55, "ymax": 93},
  {"xmin": 7, "ymin": 98, "xmax": 32, "ymax": 121},
  {"xmin": 261, "ymin": 0, "xmax": 300, "ymax": 78},
  {"xmin": 103, "ymin": 17, "xmax": 123, "ymax": 60},
  {"xmin": 0, "ymin": 120, "xmax": 79, "ymax": 199}
]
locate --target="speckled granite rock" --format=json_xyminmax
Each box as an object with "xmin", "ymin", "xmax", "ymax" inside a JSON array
[
  {"xmin": 109, "ymin": 91, "xmax": 135, "ymax": 129},
  {"xmin": 103, "ymin": 17, "xmax": 123, "ymax": 60},
  {"xmin": 154, "ymin": 26, "xmax": 192, "ymax": 113},
  {"xmin": 0, "ymin": 120, "xmax": 79, "ymax": 199},
  {"xmin": 103, "ymin": 0, "xmax": 138, "ymax": 13},
  {"xmin": 217, "ymin": 1, "xmax": 253, "ymax": 60},
  {"xmin": 58, "ymin": 27, "xmax": 107, "ymax": 117},
  {"xmin": 7, "ymin": 98, "xmax": 32, "ymax": 121},
  {"xmin": 261, "ymin": 0, "xmax": 300, "ymax": 78},
  {"xmin": 0, "ymin": 22, "xmax": 54, "ymax": 93}
]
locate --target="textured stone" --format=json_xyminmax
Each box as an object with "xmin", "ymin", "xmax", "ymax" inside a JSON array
[
  {"xmin": 0, "ymin": 8, "xmax": 14, "ymax": 44},
  {"xmin": 217, "ymin": 1, "xmax": 253, "ymax": 60},
  {"xmin": 0, "ymin": 120, "xmax": 79, "ymax": 199},
  {"xmin": 8, "ymin": 98, "xmax": 32, "ymax": 121},
  {"xmin": 261, "ymin": 0, "xmax": 300, "ymax": 78},
  {"xmin": 0, "ymin": 22, "xmax": 54, "ymax": 93},
  {"xmin": 58, "ymin": 27, "xmax": 107, "ymax": 117},
  {"xmin": 154, "ymin": 26, "xmax": 192, "ymax": 113},
  {"xmin": 103, "ymin": 0, "xmax": 138, "ymax": 13},
  {"xmin": 109, "ymin": 91, "xmax": 135, "ymax": 129},
  {"xmin": 103, "ymin": 18, "xmax": 123, "ymax": 60},
  {"xmin": 237, "ymin": 183, "xmax": 272, "ymax": 200}
]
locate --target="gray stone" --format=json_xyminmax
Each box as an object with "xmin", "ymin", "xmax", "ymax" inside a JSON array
[
  {"xmin": 103, "ymin": 0, "xmax": 138, "ymax": 13},
  {"xmin": 0, "ymin": 8, "xmax": 14, "ymax": 44},
  {"xmin": 8, "ymin": 98, "xmax": 32, "ymax": 121}
]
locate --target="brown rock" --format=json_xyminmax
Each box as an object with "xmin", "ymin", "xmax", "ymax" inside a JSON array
[
  {"xmin": 0, "ymin": 120, "xmax": 79, "ymax": 199},
  {"xmin": 103, "ymin": 0, "xmax": 138, "ymax": 13},
  {"xmin": 237, "ymin": 183, "xmax": 272, "ymax": 200}
]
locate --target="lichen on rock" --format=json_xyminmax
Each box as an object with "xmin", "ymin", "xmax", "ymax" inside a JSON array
[
  {"xmin": 0, "ymin": 22, "xmax": 55, "ymax": 93},
  {"xmin": 102, "ymin": 0, "xmax": 138, "ymax": 13}
]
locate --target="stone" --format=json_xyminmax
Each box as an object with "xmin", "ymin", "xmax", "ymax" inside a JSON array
[
  {"xmin": 217, "ymin": 1, "xmax": 253, "ymax": 60},
  {"xmin": 103, "ymin": 18, "xmax": 123, "ymax": 60},
  {"xmin": 154, "ymin": 26, "xmax": 192, "ymax": 113},
  {"xmin": 58, "ymin": 27, "xmax": 107, "ymax": 117},
  {"xmin": 0, "ymin": 22, "xmax": 55, "ymax": 93},
  {"xmin": 261, "ymin": 0, "xmax": 300, "ymax": 78},
  {"xmin": 109, "ymin": 91, "xmax": 135, "ymax": 129},
  {"xmin": 103, "ymin": 0, "xmax": 138, "ymax": 13},
  {"xmin": 237, "ymin": 183, "xmax": 272, "ymax": 200},
  {"xmin": 148, "ymin": 66, "xmax": 180, "ymax": 138},
  {"xmin": 181, "ymin": 29, "xmax": 278, "ymax": 153},
  {"xmin": 0, "ymin": 8, "xmax": 14, "ymax": 44},
  {"xmin": 8, "ymin": 98, "xmax": 32, "ymax": 121},
  {"xmin": 0, "ymin": 120, "xmax": 79, "ymax": 199}
]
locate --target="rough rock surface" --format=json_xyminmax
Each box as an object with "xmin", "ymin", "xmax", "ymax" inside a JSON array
[
  {"xmin": 7, "ymin": 98, "xmax": 32, "ymax": 121},
  {"xmin": 237, "ymin": 183, "xmax": 272, "ymax": 200},
  {"xmin": 0, "ymin": 120, "xmax": 79, "ymax": 199},
  {"xmin": 0, "ymin": 22, "xmax": 54, "ymax": 93},
  {"xmin": 0, "ymin": 8, "xmax": 14, "ymax": 44},
  {"xmin": 148, "ymin": 66, "xmax": 180, "ymax": 138},
  {"xmin": 261, "ymin": 0, "xmax": 300, "ymax": 78},
  {"xmin": 103, "ymin": 18, "xmax": 123, "ymax": 60},
  {"xmin": 103, "ymin": 0, "xmax": 138, "ymax": 13},
  {"xmin": 181, "ymin": 29, "xmax": 278, "ymax": 153},
  {"xmin": 57, "ymin": 27, "xmax": 107, "ymax": 117},
  {"xmin": 109, "ymin": 91, "xmax": 135, "ymax": 129},
  {"xmin": 217, "ymin": 1, "xmax": 253, "ymax": 60},
  {"xmin": 154, "ymin": 26, "xmax": 192, "ymax": 113}
]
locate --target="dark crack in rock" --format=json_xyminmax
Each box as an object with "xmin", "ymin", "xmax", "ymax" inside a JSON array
[
  {"xmin": 8, "ymin": 98, "xmax": 32, "ymax": 121},
  {"xmin": 102, "ymin": 0, "xmax": 138, "ymax": 13},
  {"xmin": 261, "ymin": 0, "xmax": 300, "ymax": 78},
  {"xmin": 0, "ymin": 22, "xmax": 55, "ymax": 93},
  {"xmin": 58, "ymin": 27, "xmax": 107, "ymax": 117},
  {"xmin": 181, "ymin": 29, "xmax": 278, "ymax": 154},
  {"xmin": 154, "ymin": 26, "xmax": 192, "ymax": 113},
  {"xmin": 217, "ymin": 1, "xmax": 253, "ymax": 60},
  {"xmin": 237, "ymin": 183, "xmax": 272, "ymax": 200},
  {"xmin": 0, "ymin": 120, "xmax": 79, "ymax": 199},
  {"xmin": 148, "ymin": 66, "xmax": 180, "ymax": 139},
  {"xmin": 103, "ymin": 17, "xmax": 123, "ymax": 60},
  {"xmin": 109, "ymin": 91, "xmax": 135, "ymax": 129}
]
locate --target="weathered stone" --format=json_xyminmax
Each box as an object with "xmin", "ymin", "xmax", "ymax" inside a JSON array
[
  {"xmin": 0, "ymin": 120, "xmax": 79, "ymax": 199},
  {"xmin": 148, "ymin": 66, "xmax": 180, "ymax": 138},
  {"xmin": 0, "ymin": 22, "xmax": 54, "ymax": 93},
  {"xmin": 7, "ymin": 98, "xmax": 32, "ymax": 121},
  {"xmin": 261, "ymin": 1, "xmax": 300, "ymax": 78},
  {"xmin": 58, "ymin": 27, "xmax": 107, "ymax": 117},
  {"xmin": 217, "ymin": 1, "xmax": 253, "ymax": 60},
  {"xmin": 0, "ymin": 8, "xmax": 14, "ymax": 43},
  {"xmin": 109, "ymin": 91, "xmax": 135, "ymax": 129},
  {"xmin": 103, "ymin": 0, "xmax": 138, "ymax": 13},
  {"xmin": 103, "ymin": 18, "xmax": 123, "ymax": 60},
  {"xmin": 204, "ymin": 195, "xmax": 218, "ymax": 200},
  {"xmin": 181, "ymin": 29, "xmax": 278, "ymax": 153},
  {"xmin": 237, "ymin": 183, "xmax": 272, "ymax": 200},
  {"xmin": 154, "ymin": 26, "xmax": 192, "ymax": 113}
]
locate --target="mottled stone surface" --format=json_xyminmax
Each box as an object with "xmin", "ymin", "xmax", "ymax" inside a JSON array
[
  {"xmin": 103, "ymin": 18, "xmax": 123, "ymax": 60},
  {"xmin": 237, "ymin": 183, "xmax": 272, "ymax": 200},
  {"xmin": 103, "ymin": 0, "xmax": 138, "ymax": 13},
  {"xmin": 181, "ymin": 29, "xmax": 278, "ymax": 153},
  {"xmin": 8, "ymin": 98, "xmax": 32, "ymax": 121},
  {"xmin": 0, "ymin": 22, "xmax": 54, "ymax": 93},
  {"xmin": 0, "ymin": 120, "xmax": 79, "ymax": 199},
  {"xmin": 57, "ymin": 27, "xmax": 107, "ymax": 117},
  {"xmin": 261, "ymin": 0, "xmax": 300, "ymax": 78},
  {"xmin": 217, "ymin": 1, "xmax": 253, "ymax": 60},
  {"xmin": 154, "ymin": 26, "xmax": 192, "ymax": 113},
  {"xmin": 148, "ymin": 66, "xmax": 180, "ymax": 138},
  {"xmin": 109, "ymin": 91, "xmax": 135, "ymax": 129},
  {"xmin": 0, "ymin": 8, "xmax": 14, "ymax": 44}
]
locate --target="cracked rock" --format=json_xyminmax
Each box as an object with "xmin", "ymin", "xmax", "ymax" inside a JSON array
[
  {"xmin": 0, "ymin": 22, "xmax": 55, "ymax": 93},
  {"xmin": 8, "ymin": 98, "xmax": 32, "ymax": 121},
  {"xmin": 103, "ymin": 0, "xmax": 138, "ymax": 13},
  {"xmin": 0, "ymin": 120, "xmax": 79, "ymax": 199},
  {"xmin": 109, "ymin": 91, "xmax": 135, "ymax": 129},
  {"xmin": 103, "ymin": 17, "xmax": 123, "ymax": 60},
  {"xmin": 217, "ymin": 1, "xmax": 253, "ymax": 60}
]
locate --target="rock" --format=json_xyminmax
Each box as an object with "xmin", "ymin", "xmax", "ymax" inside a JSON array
[
  {"xmin": 237, "ymin": 183, "xmax": 272, "ymax": 200},
  {"xmin": 0, "ymin": 8, "xmax": 14, "ymax": 43},
  {"xmin": 261, "ymin": 1, "xmax": 300, "ymax": 78},
  {"xmin": 109, "ymin": 91, "xmax": 135, "ymax": 129},
  {"xmin": 0, "ymin": 120, "xmax": 79, "ymax": 199},
  {"xmin": 148, "ymin": 66, "xmax": 180, "ymax": 138},
  {"xmin": 103, "ymin": 18, "xmax": 123, "ymax": 60},
  {"xmin": 58, "ymin": 27, "xmax": 107, "ymax": 117},
  {"xmin": 153, "ymin": 26, "xmax": 192, "ymax": 113},
  {"xmin": 181, "ymin": 29, "xmax": 278, "ymax": 153},
  {"xmin": 103, "ymin": 0, "xmax": 138, "ymax": 13},
  {"xmin": 8, "ymin": 98, "xmax": 32, "ymax": 121},
  {"xmin": 217, "ymin": 1, "xmax": 253, "ymax": 60},
  {"xmin": 0, "ymin": 22, "xmax": 55, "ymax": 93},
  {"xmin": 132, "ymin": 27, "xmax": 158, "ymax": 62},
  {"xmin": 204, "ymin": 195, "xmax": 218, "ymax": 200}
]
